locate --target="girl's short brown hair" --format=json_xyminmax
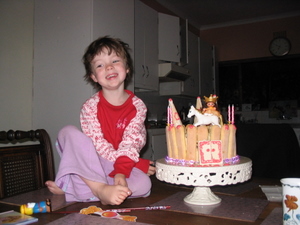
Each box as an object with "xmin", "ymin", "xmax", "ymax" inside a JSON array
[{"xmin": 82, "ymin": 36, "xmax": 133, "ymax": 90}]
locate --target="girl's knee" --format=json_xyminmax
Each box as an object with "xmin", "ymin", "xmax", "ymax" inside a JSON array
[
  {"xmin": 129, "ymin": 174, "xmax": 152, "ymax": 197},
  {"xmin": 58, "ymin": 125, "xmax": 87, "ymax": 142},
  {"xmin": 59, "ymin": 125, "xmax": 79, "ymax": 137}
]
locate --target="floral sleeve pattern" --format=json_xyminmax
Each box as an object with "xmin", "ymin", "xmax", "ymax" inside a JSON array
[{"xmin": 80, "ymin": 93, "xmax": 147, "ymax": 162}]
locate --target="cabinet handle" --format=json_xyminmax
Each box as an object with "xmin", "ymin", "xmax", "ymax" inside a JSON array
[
  {"xmin": 177, "ymin": 45, "xmax": 180, "ymax": 56},
  {"xmin": 191, "ymin": 78, "xmax": 195, "ymax": 87},
  {"xmin": 146, "ymin": 66, "xmax": 149, "ymax": 77},
  {"xmin": 142, "ymin": 65, "xmax": 145, "ymax": 77}
]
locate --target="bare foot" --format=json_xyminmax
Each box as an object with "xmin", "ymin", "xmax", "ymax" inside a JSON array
[
  {"xmin": 96, "ymin": 183, "xmax": 131, "ymax": 205},
  {"xmin": 80, "ymin": 176, "xmax": 131, "ymax": 205},
  {"xmin": 45, "ymin": 181, "xmax": 64, "ymax": 195}
]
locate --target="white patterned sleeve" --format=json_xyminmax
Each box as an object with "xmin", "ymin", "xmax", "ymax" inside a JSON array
[
  {"xmin": 80, "ymin": 94, "xmax": 118, "ymax": 161},
  {"xmin": 80, "ymin": 94, "xmax": 147, "ymax": 162}
]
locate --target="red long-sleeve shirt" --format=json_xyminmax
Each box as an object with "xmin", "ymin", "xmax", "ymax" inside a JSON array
[{"xmin": 80, "ymin": 90, "xmax": 149, "ymax": 177}]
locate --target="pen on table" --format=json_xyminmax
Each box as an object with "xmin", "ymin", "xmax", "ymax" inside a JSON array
[
  {"xmin": 54, "ymin": 205, "xmax": 171, "ymax": 214},
  {"xmin": 106, "ymin": 205, "xmax": 171, "ymax": 212}
]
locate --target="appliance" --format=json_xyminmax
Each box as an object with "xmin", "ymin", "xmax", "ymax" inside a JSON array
[{"xmin": 158, "ymin": 63, "xmax": 190, "ymax": 81}]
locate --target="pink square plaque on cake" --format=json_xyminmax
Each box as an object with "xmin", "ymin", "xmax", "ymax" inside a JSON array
[{"xmin": 199, "ymin": 140, "xmax": 223, "ymax": 166}]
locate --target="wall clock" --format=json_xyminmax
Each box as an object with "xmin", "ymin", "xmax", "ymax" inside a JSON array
[{"xmin": 269, "ymin": 37, "xmax": 291, "ymax": 56}]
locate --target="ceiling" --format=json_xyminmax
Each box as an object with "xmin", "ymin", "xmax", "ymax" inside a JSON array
[{"xmin": 156, "ymin": 0, "xmax": 300, "ymax": 30}]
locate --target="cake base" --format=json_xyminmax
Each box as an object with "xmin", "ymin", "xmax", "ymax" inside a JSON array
[
  {"xmin": 156, "ymin": 156, "xmax": 252, "ymax": 205},
  {"xmin": 184, "ymin": 187, "xmax": 221, "ymax": 205}
]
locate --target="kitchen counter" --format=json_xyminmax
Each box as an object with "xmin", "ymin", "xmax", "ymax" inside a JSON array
[
  {"xmin": 236, "ymin": 123, "xmax": 300, "ymax": 178},
  {"xmin": 246, "ymin": 122, "xmax": 300, "ymax": 128}
]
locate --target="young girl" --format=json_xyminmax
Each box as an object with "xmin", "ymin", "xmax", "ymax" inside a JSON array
[{"xmin": 46, "ymin": 36, "xmax": 155, "ymax": 205}]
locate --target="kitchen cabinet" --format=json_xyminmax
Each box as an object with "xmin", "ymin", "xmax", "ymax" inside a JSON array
[
  {"xmin": 159, "ymin": 31, "xmax": 200, "ymax": 97},
  {"xmin": 159, "ymin": 38, "xmax": 215, "ymax": 97},
  {"xmin": 134, "ymin": 0, "xmax": 159, "ymax": 91},
  {"xmin": 180, "ymin": 19, "xmax": 188, "ymax": 66},
  {"xmin": 158, "ymin": 13, "xmax": 180, "ymax": 63},
  {"xmin": 199, "ymin": 39, "xmax": 216, "ymax": 95},
  {"xmin": 182, "ymin": 31, "xmax": 200, "ymax": 96}
]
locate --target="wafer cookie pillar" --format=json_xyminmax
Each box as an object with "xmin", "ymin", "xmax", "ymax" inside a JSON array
[
  {"xmin": 166, "ymin": 126, "xmax": 173, "ymax": 158},
  {"xmin": 227, "ymin": 124, "xmax": 237, "ymax": 158},
  {"xmin": 176, "ymin": 125, "xmax": 187, "ymax": 159},
  {"xmin": 221, "ymin": 124, "xmax": 230, "ymax": 159},
  {"xmin": 210, "ymin": 125, "xmax": 221, "ymax": 141},
  {"xmin": 196, "ymin": 125, "xmax": 209, "ymax": 162},
  {"xmin": 166, "ymin": 126, "xmax": 178, "ymax": 159},
  {"xmin": 186, "ymin": 125, "xmax": 197, "ymax": 161}
]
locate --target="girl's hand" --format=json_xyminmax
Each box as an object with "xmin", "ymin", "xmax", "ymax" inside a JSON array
[
  {"xmin": 114, "ymin": 173, "xmax": 128, "ymax": 187},
  {"xmin": 147, "ymin": 161, "xmax": 156, "ymax": 176}
]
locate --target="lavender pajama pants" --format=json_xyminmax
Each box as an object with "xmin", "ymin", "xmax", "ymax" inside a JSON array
[{"xmin": 54, "ymin": 125, "xmax": 151, "ymax": 202}]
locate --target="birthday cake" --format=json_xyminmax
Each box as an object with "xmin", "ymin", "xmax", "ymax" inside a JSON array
[{"xmin": 165, "ymin": 94, "xmax": 239, "ymax": 166}]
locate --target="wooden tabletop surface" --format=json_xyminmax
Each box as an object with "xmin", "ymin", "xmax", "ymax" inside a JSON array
[{"xmin": 0, "ymin": 176, "xmax": 282, "ymax": 225}]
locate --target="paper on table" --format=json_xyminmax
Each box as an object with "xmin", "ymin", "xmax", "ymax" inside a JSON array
[
  {"xmin": 0, "ymin": 210, "xmax": 38, "ymax": 224},
  {"xmin": 260, "ymin": 185, "xmax": 282, "ymax": 202},
  {"xmin": 151, "ymin": 191, "xmax": 268, "ymax": 222},
  {"xmin": 211, "ymin": 181, "xmax": 258, "ymax": 196}
]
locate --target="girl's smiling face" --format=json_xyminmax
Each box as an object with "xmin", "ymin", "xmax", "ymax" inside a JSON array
[{"xmin": 90, "ymin": 48, "xmax": 129, "ymax": 91}]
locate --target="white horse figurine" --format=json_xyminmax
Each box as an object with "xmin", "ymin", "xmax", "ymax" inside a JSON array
[{"xmin": 187, "ymin": 105, "xmax": 220, "ymax": 127}]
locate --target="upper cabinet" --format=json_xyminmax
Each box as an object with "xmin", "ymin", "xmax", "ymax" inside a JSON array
[
  {"xmin": 159, "ymin": 31, "xmax": 200, "ymax": 97},
  {"xmin": 134, "ymin": 0, "xmax": 158, "ymax": 91},
  {"xmin": 182, "ymin": 31, "xmax": 200, "ymax": 96},
  {"xmin": 199, "ymin": 39, "xmax": 216, "ymax": 96},
  {"xmin": 158, "ymin": 13, "xmax": 180, "ymax": 63},
  {"xmin": 159, "ymin": 32, "xmax": 216, "ymax": 97}
]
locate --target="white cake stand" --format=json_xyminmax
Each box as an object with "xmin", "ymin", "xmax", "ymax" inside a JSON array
[{"xmin": 155, "ymin": 156, "xmax": 252, "ymax": 205}]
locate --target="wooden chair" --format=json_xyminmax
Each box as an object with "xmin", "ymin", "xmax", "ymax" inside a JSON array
[{"xmin": 0, "ymin": 129, "xmax": 55, "ymax": 199}]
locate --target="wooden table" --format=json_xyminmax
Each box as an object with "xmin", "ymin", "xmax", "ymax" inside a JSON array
[{"xmin": 0, "ymin": 176, "xmax": 282, "ymax": 225}]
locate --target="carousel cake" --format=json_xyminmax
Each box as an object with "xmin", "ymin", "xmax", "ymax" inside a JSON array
[{"xmin": 165, "ymin": 94, "xmax": 239, "ymax": 166}]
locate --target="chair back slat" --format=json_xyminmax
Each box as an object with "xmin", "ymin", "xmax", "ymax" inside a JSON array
[{"xmin": 0, "ymin": 129, "xmax": 55, "ymax": 199}]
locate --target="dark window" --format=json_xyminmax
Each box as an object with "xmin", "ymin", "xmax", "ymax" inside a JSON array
[{"xmin": 218, "ymin": 55, "xmax": 300, "ymax": 110}]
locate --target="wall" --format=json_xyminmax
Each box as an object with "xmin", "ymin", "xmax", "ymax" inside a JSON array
[
  {"xmin": 0, "ymin": 0, "xmax": 134, "ymax": 172},
  {"xmin": 92, "ymin": 0, "xmax": 135, "ymax": 91},
  {"xmin": 33, "ymin": 0, "xmax": 134, "ymax": 172},
  {"xmin": 0, "ymin": 0, "xmax": 34, "ymax": 131},
  {"xmin": 200, "ymin": 15, "xmax": 300, "ymax": 134},
  {"xmin": 33, "ymin": 0, "xmax": 94, "ymax": 172},
  {"xmin": 200, "ymin": 16, "xmax": 300, "ymax": 62}
]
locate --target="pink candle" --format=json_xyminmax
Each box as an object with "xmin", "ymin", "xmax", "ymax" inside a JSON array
[
  {"xmin": 228, "ymin": 105, "xmax": 231, "ymax": 123},
  {"xmin": 169, "ymin": 106, "xmax": 173, "ymax": 125},
  {"xmin": 231, "ymin": 105, "xmax": 235, "ymax": 124},
  {"xmin": 167, "ymin": 106, "xmax": 171, "ymax": 125},
  {"xmin": 167, "ymin": 106, "xmax": 169, "ymax": 125}
]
